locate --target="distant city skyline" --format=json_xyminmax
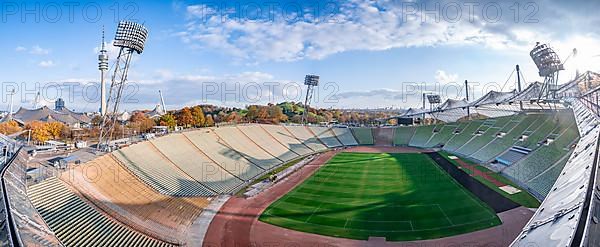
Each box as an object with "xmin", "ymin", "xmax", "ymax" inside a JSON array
[{"xmin": 1, "ymin": 0, "xmax": 599, "ymax": 112}]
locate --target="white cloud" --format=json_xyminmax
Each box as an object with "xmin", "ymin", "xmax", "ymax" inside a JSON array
[
  {"xmin": 435, "ymin": 70, "xmax": 459, "ymax": 84},
  {"xmin": 15, "ymin": 45, "xmax": 51, "ymax": 55},
  {"xmin": 38, "ymin": 60, "xmax": 55, "ymax": 68},
  {"xmin": 178, "ymin": 1, "xmax": 548, "ymax": 63},
  {"xmin": 30, "ymin": 45, "xmax": 50, "ymax": 55}
]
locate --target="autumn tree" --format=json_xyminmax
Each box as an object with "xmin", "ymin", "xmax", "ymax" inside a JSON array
[
  {"xmin": 61, "ymin": 124, "xmax": 72, "ymax": 140},
  {"xmin": 256, "ymin": 106, "xmax": 269, "ymax": 120},
  {"xmin": 25, "ymin": 121, "xmax": 51, "ymax": 143},
  {"xmin": 268, "ymin": 105, "xmax": 286, "ymax": 123},
  {"xmin": 246, "ymin": 105, "xmax": 258, "ymax": 121},
  {"xmin": 216, "ymin": 111, "xmax": 228, "ymax": 123},
  {"xmin": 46, "ymin": 122, "xmax": 64, "ymax": 139},
  {"xmin": 205, "ymin": 115, "xmax": 215, "ymax": 127},
  {"xmin": 0, "ymin": 120, "xmax": 22, "ymax": 135},
  {"xmin": 177, "ymin": 107, "xmax": 194, "ymax": 127},
  {"xmin": 191, "ymin": 106, "xmax": 205, "ymax": 127},
  {"xmin": 158, "ymin": 113, "xmax": 177, "ymax": 130},
  {"xmin": 91, "ymin": 115, "xmax": 102, "ymax": 126},
  {"xmin": 226, "ymin": 112, "xmax": 242, "ymax": 123},
  {"xmin": 129, "ymin": 112, "xmax": 155, "ymax": 133},
  {"xmin": 290, "ymin": 115, "xmax": 302, "ymax": 123}
]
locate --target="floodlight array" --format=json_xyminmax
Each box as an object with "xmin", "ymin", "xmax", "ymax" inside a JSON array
[
  {"xmin": 114, "ymin": 21, "xmax": 148, "ymax": 54},
  {"xmin": 304, "ymin": 75, "xmax": 320, "ymax": 86},
  {"xmin": 427, "ymin": 94, "xmax": 441, "ymax": 104},
  {"xmin": 530, "ymin": 43, "xmax": 563, "ymax": 77}
]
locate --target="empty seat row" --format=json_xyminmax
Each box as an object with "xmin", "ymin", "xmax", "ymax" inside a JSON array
[
  {"xmin": 28, "ymin": 178, "xmax": 174, "ymax": 247},
  {"xmin": 114, "ymin": 142, "xmax": 216, "ymax": 197}
]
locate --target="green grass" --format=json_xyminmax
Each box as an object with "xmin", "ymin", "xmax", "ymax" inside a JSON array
[
  {"xmin": 438, "ymin": 151, "xmax": 540, "ymax": 208},
  {"xmin": 259, "ymin": 152, "xmax": 501, "ymax": 241}
]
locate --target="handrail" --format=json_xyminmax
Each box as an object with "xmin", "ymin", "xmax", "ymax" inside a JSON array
[{"xmin": 0, "ymin": 146, "xmax": 23, "ymax": 247}]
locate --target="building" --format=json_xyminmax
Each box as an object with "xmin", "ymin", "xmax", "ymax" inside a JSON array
[
  {"xmin": 7, "ymin": 106, "xmax": 92, "ymax": 127},
  {"xmin": 55, "ymin": 98, "xmax": 65, "ymax": 111}
]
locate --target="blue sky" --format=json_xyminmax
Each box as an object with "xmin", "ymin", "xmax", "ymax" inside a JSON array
[{"xmin": 1, "ymin": 0, "xmax": 599, "ymax": 112}]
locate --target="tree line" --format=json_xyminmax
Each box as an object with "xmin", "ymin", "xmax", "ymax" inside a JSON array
[{"xmin": 0, "ymin": 102, "xmax": 398, "ymax": 143}]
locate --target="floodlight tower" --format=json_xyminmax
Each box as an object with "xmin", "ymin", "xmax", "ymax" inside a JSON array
[
  {"xmin": 422, "ymin": 92, "xmax": 440, "ymax": 124},
  {"xmin": 98, "ymin": 26, "xmax": 109, "ymax": 116},
  {"xmin": 530, "ymin": 42, "xmax": 564, "ymax": 99},
  {"xmin": 98, "ymin": 21, "xmax": 148, "ymax": 150},
  {"xmin": 424, "ymin": 94, "xmax": 441, "ymax": 111},
  {"xmin": 301, "ymin": 75, "xmax": 319, "ymax": 124}
]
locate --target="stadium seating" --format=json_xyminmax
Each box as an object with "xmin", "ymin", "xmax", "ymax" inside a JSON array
[
  {"xmin": 454, "ymin": 116, "xmax": 514, "ymax": 156},
  {"xmin": 308, "ymin": 126, "xmax": 343, "ymax": 147},
  {"xmin": 61, "ymin": 154, "xmax": 209, "ymax": 244},
  {"xmin": 114, "ymin": 142, "xmax": 216, "ymax": 197},
  {"xmin": 503, "ymin": 120, "xmax": 579, "ymax": 197},
  {"xmin": 28, "ymin": 177, "xmax": 174, "ymax": 247},
  {"xmin": 351, "ymin": 128, "xmax": 374, "ymax": 145},
  {"xmin": 423, "ymin": 123, "xmax": 461, "ymax": 148},
  {"xmin": 408, "ymin": 125, "xmax": 436, "ymax": 147},
  {"xmin": 442, "ymin": 120, "xmax": 484, "ymax": 152},
  {"xmin": 237, "ymin": 125, "xmax": 299, "ymax": 162},
  {"xmin": 183, "ymin": 130, "xmax": 264, "ymax": 181},
  {"xmin": 526, "ymin": 158, "xmax": 569, "ymax": 197},
  {"xmin": 470, "ymin": 114, "xmax": 543, "ymax": 162},
  {"xmin": 392, "ymin": 127, "xmax": 415, "ymax": 146},
  {"xmin": 213, "ymin": 127, "xmax": 281, "ymax": 169},
  {"xmin": 151, "ymin": 133, "xmax": 244, "ymax": 193},
  {"xmin": 284, "ymin": 125, "xmax": 328, "ymax": 152},
  {"xmin": 516, "ymin": 116, "xmax": 557, "ymax": 148},
  {"xmin": 375, "ymin": 127, "xmax": 396, "ymax": 146},
  {"xmin": 331, "ymin": 127, "xmax": 359, "ymax": 146},
  {"xmin": 495, "ymin": 148, "xmax": 529, "ymax": 166},
  {"xmin": 260, "ymin": 124, "xmax": 314, "ymax": 156}
]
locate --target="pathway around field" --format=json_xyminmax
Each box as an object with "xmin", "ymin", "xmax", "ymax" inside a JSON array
[
  {"xmin": 202, "ymin": 147, "xmax": 533, "ymax": 247},
  {"xmin": 187, "ymin": 195, "xmax": 230, "ymax": 246}
]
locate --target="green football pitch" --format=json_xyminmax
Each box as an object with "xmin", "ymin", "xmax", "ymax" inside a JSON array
[{"xmin": 259, "ymin": 152, "xmax": 501, "ymax": 241}]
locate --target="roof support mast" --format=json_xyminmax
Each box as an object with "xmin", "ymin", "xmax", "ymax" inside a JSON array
[
  {"xmin": 516, "ymin": 65, "xmax": 523, "ymax": 110},
  {"xmin": 422, "ymin": 93, "xmax": 426, "ymax": 123},
  {"xmin": 465, "ymin": 80, "xmax": 470, "ymax": 120}
]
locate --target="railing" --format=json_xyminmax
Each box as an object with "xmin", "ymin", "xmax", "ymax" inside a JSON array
[
  {"xmin": 574, "ymin": 93, "xmax": 600, "ymax": 246},
  {"xmin": 0, "ymin": 146, "xmax": 63, "ymax": 247},
  {"xmin": 0, "ymin": 146, "xmax": 20, "ymax": 247}
]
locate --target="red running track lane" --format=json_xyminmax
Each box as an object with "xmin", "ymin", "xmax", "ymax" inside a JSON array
[
  {"xmin": 454, "ymin": 158, "xmax": 506, "ymax": 187},
  {"xmin": 202, "ymin": 147, "xmax": 533, "ymax": 247}
]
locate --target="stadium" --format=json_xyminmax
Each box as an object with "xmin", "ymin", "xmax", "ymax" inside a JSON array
[
  {"xmin": 2, "ymin": 68, "xmax": 600, "ymax": 246},
  {"xmin": 2, "ymin": 2, "xmax": 600, "ymax": 247}
]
